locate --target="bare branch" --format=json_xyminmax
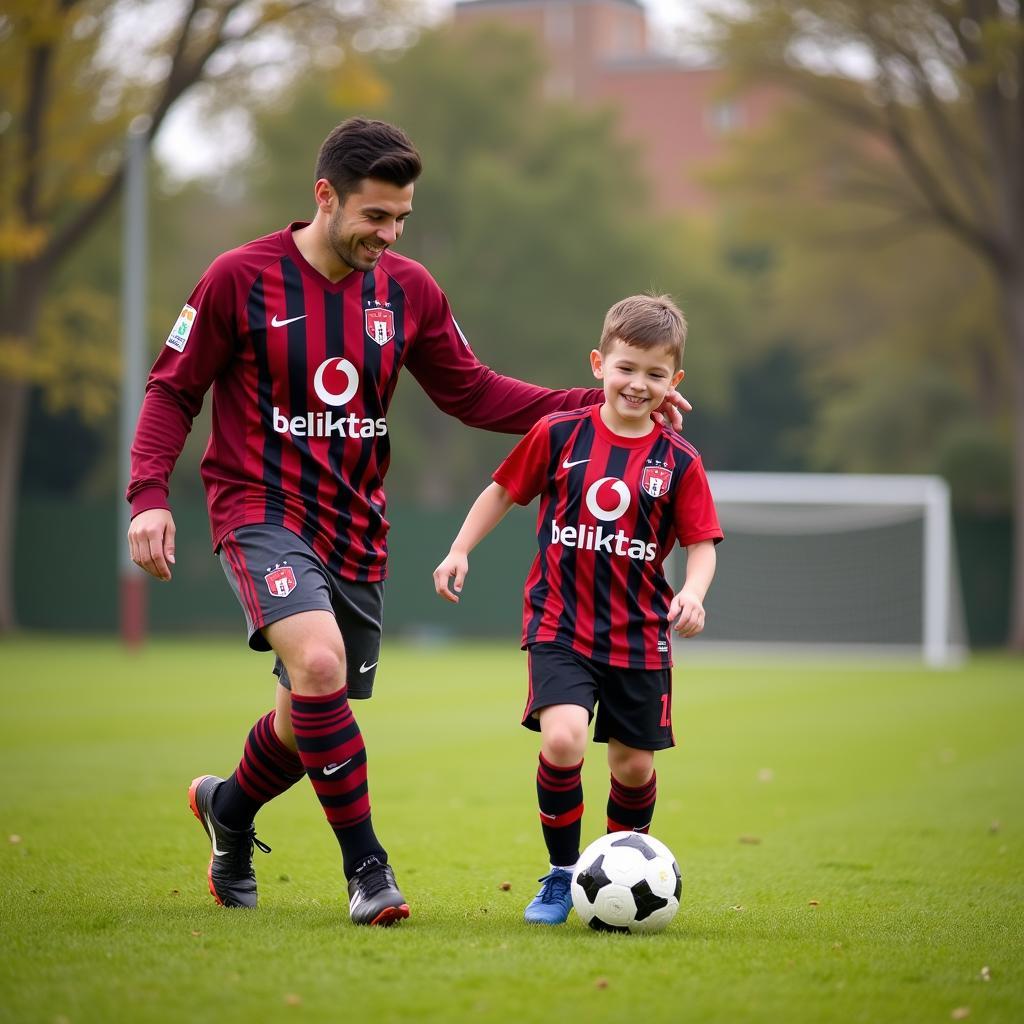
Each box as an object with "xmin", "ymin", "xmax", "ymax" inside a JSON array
[{"xmin": 41, "ymin": 0, "xmax": 325, "ymax": 267}]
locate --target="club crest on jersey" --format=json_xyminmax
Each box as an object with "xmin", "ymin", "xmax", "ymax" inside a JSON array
[
  {"xmin": 642, "ymin": 465, "xmax": 672, "ymax": 498},
  {"xmin": 265, "ymin": 563, "xmax": 297, "ymax": 598},
  {"xmin": 365, "ymin": 306, "xmax": 395, "ymax": 346}
]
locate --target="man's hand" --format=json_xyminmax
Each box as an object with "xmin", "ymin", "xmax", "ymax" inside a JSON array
[
  {"xmin": 128, "ymin": 508, "xmax": 176, "ymax": 581},
  {"xmin": 432, "ymin": 550, "xmax": 469, "ymax": 603},
  {"xmin": 652, "ymin": 388, "xmax": 691, "ymax": 432},
  {"xmin": 668, "ymin": 587, "xmax": 706, "ymax": 638}
]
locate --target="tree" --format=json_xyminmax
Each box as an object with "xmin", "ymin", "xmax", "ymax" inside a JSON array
[
  {"xmin": 0, "ymin": 0, "xmax": 406, "ymax": 630},
  {"xmin": 708, "ymin": 0, "xmax": 1024, "ymax": 648}
]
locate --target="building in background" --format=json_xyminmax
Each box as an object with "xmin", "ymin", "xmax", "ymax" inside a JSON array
[{"xmin": 453, "ymin": 0, "xmax": 778, "ymax": 211}]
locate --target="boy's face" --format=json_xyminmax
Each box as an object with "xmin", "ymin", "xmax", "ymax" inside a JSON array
[{"xmin": 590, "ymin": 338, "xmax": 684, "ymax": 428}]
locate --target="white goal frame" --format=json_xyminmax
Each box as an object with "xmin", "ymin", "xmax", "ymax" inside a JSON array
[{"xmin": 694, "ymin": 472, "xmax": 964, "ymax": 667}]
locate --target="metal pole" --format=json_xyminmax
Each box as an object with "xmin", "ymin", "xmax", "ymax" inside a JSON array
[{"xmin": 119, "ymin": 119, "xmax": 150, "ymax": 648}]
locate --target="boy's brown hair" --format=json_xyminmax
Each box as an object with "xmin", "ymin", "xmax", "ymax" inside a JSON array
[{"xmin": 599, "ymin": 294, "xmax": 687, "ymax": 370}]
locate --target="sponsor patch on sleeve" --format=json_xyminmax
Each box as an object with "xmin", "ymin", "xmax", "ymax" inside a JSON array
[{"xmin": 165, "ymin": 304, "xmax": 197, "ymax": 351}]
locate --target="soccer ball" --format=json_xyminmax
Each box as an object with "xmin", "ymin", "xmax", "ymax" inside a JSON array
[{"xmin": 571, "ymin": 832, "xmax": 682, "ymax": 934}]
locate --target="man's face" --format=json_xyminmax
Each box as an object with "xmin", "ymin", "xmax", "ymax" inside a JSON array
[{"xmin": 325, "ymin": 178, "xmax": 415, "ymax": 272}]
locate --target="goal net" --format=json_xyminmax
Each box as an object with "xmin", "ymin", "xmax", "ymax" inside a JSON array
[{"xmin": 681, "ymin": 473, "xmax": 967, "ymax": 666}]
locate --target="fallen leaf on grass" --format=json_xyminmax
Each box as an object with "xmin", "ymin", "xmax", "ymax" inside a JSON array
[
  {"xmin": 284, "ymin": 994, "xmax": 302, "ymax": 1007},
  {"xmin": 499, "ymin": 881, "xmax": 512, "ymax": 891},
  {"xmin": 988, "ymin": 821, "xmax": 1000, "ymax": 834},
  {"xmin": 808, "ymin": 900, "xmax": 820, "ymax": 906},
  {"xmin": 980, "ymin": 966, "xmax": 991, "ymax": 981},
  {"xmin": 757, "ymin": 769, "xmax": 774, "ymax": 783},
  {"xmin": 951, "ymin": 1008, "xmax": 970, "ymax": 1020},
  {"xmin": 730, "ymin": 905, "xmax": 745, "ymax": 912},
  {"xmin": 190, "ymin": 930, "xmax": 203, "ymax": 937},
  {"xmin": 8, "ymin": 835, "xmax": 21, "ymax": 844},
  {"xmin": 594, "ymin": 978, "xmax": 609, "ymax": 989},
  {"xmin": 738, "ymin": 835, "xmax": 761, "ymax": 845}
]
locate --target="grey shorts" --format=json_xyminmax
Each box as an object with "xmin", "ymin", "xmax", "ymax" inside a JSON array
[{"xmin": 218, "ymin": 524, "xmax": 384, "ymax": 699}]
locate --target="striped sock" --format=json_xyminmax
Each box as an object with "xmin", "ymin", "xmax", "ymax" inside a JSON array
[
  {"xmin": 607, "ymin": 771, "xmax": 657, "ymax": 833},
  {"xmin": 537, "ymin": 753, "xmax": 584, "ymax": 868},
  {"xmin": 290, "ymin": 686, "xmax": 384, "ymax": 878},
  {"xmin": 212, "ymin": 709, "xmax": 304, "ymax": 830}
]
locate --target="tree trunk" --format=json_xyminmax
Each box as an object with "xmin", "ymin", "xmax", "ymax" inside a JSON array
[
  {"xmin": 1003, "ymin": 267, "xmax": 1024, "ymax": 651},
  {"xmin": 0, "ymin": 377, "xmax": 29, "ymax": 632},
  {"xmin": 0, "ymin": 263, "xmax": 46, "ymax": 632}
]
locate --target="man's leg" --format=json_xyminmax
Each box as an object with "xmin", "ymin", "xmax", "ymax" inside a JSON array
[
  {"xmin": 265, "ymin": 609, "xmax": 409, "ymax": 926},
  {"xmin": 210, "ymin": 704, "xmax": 305, "ymax": 829}
]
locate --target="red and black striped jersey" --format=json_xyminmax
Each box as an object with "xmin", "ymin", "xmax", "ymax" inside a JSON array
[
  {"xmin": 128, "ymin": 223, "xmax": 601, "ymax": 581},
  {"xmin": 493, "ymin": 405, "xmax": 723, "ymax": 669}
]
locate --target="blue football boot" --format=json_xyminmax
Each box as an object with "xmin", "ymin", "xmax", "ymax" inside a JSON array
[{"xmin": 524, "ymin": 867, "xmax": 574, "ymax": 925}]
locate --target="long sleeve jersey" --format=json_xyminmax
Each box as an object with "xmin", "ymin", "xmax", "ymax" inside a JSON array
[{"xmin": 127, "ymin": 223, "xmax": 600, "ymax": 581}]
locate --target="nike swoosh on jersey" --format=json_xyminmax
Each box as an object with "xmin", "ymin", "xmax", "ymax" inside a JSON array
[
  {"xmin": 323, "ymin": 759, "xmax": 353, "ymax": 776},
  {"xmin": 271, "ymin": 313, "xmax": 307, "ymax": 328},
  {"xmin": 562, "ymin": 458, "xmax": 590, "ymax": 469},
  {"xmin": 359, "ymin": 661, "xmax": 378, "ymax": 673}
]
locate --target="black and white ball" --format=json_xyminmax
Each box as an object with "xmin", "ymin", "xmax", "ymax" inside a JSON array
[{"xmin": 571, "ymin": 832, "xmax": 682, "ymax": 933}]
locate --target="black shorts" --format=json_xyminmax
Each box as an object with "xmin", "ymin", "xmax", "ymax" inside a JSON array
[
  {"xmin": 218, "ymin": 524, "xmax": 384, "ymax": 699},
  {"xmin": 523, "ymin": 643, "xmax": 674, "ymax": 751}
]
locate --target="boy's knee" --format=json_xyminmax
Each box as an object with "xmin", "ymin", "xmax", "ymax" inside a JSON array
[
  {"xmin": 543, "ymin": 727, "xmax": 587, "ymax": 766},
  {"xmin": 611, "ymin": 751, "xmax": 654, "ymax": 788}
]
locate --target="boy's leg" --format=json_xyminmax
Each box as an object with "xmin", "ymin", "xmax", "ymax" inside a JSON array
[
  {"xmin": 536, "ymin": 705, "xmax": 590, "ymax": 866},
  {"xmin": 265, "ymin": 609, "xmax": 408, "ymax": 927},
  {"xmin": 521, "ymin": 645, "xmax": 599, "ymax": 925},
  {"xmin": 606, "ymin": 739, "xmax": 657, "ymax": 833},
  {"xmin": 524, "ymin": 703, "xmax": 589, "ymax": 925}
]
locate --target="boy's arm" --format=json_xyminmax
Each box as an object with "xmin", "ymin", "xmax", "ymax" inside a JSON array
[
  {"xmin": 433, "ymin": 482, "xmax": 516, "ymax": 603},
  {"xmin": 668, "ymin": 540, "xmax": 717, "ymax": 637}
]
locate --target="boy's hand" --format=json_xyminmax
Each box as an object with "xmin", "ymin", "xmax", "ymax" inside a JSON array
[
  {"xmin": 669, "ymin": 588, "xmax": 705, "ymax": 637},
  {"xmin": 433, "ymin": 550, "xmax": 469, "ymax": 603}
]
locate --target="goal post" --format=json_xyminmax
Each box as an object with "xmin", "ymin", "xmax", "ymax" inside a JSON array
[{"xmin": 682, "ymin": 472, "xmax": 967, "ymax": 667}]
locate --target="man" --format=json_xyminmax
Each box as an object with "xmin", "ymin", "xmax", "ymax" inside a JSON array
[{"xmin": 127, "ymin": 117, "xmax": 687, "ymax": 927}]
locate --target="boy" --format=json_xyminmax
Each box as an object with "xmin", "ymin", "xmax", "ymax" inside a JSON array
[{"xmin": 432, "ymin": 294, "xmax": 722, "ymax": 925}]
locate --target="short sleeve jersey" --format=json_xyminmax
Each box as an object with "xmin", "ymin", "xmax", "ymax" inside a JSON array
[
  {"xmin": 127, "ymin": 223, "xmax": 600, "ymax": 582},
  {"xmin": 493, "ymin": 405, "xmax": 723, "ymax": 669}
]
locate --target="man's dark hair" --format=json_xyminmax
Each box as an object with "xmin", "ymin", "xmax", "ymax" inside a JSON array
[{"xmin": 315, "ymin": 117, "xmax": 422, "ymax": 200}]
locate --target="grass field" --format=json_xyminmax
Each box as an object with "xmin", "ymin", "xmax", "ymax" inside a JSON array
[{"xmin": 1, "ymin": 637, "xmax": 1021, "ymax": 1024}]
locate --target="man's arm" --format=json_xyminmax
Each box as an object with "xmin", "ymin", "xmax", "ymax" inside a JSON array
[
  {"xmin": 402, "ymin": 274, "xmax": 687, "ymax": 432},
  {"xmin": 126, "ymin": 264, "xmax": 237, "ymax": 578}
]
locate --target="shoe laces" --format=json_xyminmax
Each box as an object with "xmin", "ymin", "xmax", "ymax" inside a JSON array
[
  {"xmin": 220, "ymin": 826, "xmax": 271, "ymax": 872},
  {"xmin": 536, "ymin": 870, "xmax": 572, "ymax": 904},
  {"xmin": 353, "ymin": 861, "xmax": 393, "ymax": 898}
]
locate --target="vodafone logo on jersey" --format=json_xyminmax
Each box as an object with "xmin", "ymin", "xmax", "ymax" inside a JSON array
[
  {"xmin": 550, "ymin": 476, "xmax": 657, "ymax": 563},
  {"xmin": 585, "ymin": 478, "xmax": 631, "ymax": 521},
  {"xmin": 313, "ymin": 358, "xmax": 359, "ymax": 406},
  {"xmin": 272, "ymin": 357, "xmax": 387, "ymax": 439}
]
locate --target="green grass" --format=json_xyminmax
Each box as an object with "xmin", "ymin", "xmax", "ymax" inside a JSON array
[{"xmin": 1, "ymin": 638, "xmax": 1022, "ymax": 1024}]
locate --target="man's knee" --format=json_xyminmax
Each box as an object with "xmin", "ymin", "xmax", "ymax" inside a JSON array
[{"xmin": 283, "ymin": 645, "xmax": 347, "ymax": 695}]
